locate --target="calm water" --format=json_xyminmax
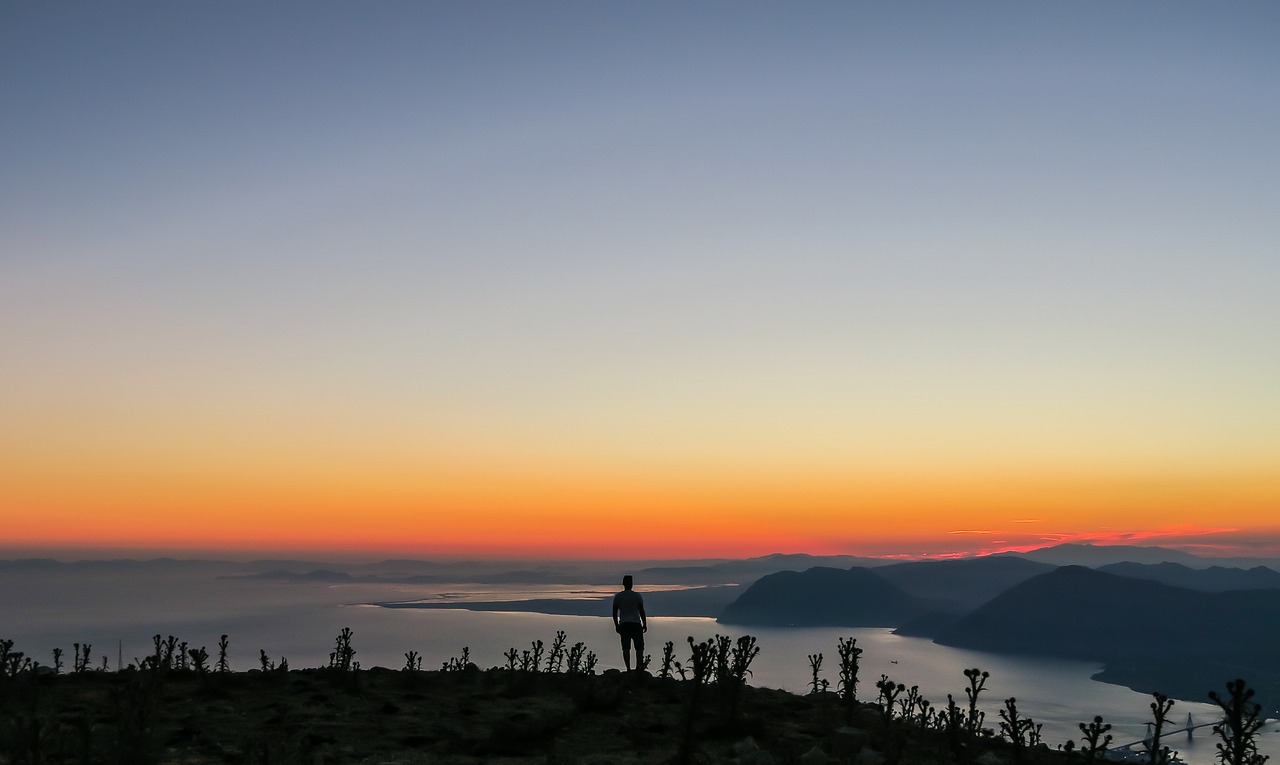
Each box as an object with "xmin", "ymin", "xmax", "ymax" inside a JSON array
[{"xmin": 4, "ymin": 570, "xmax": 1276, "ymax": 765}]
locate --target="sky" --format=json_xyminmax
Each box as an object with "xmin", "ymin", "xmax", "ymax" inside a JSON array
[{"xmin": 2, "ymin": 2, "xmax": 1278, "ymax": 560}]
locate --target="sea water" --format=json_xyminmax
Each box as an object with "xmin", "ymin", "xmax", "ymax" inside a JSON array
[{"xmin": 3, "ymin": 569, "xmax": 1275, "ymax": 765}]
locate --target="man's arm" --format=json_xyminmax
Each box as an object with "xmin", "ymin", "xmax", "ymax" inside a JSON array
[
  {"xmin": 612, "ymin": 595, "xmax": 620, "ymax": 629},
  {"xmin": 639, "ymin": 600, "xmax": 647, "ymax": 632}
]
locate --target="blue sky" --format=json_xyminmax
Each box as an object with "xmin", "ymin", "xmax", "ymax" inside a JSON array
[{"xmin": 2, "ymin": 2, "xmax": 1278, "ymax": 557}]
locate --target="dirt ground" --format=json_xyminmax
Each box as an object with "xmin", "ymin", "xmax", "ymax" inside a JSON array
[{"xmin": 0, "ymin": 666, "xmax": 1072, "ymax": 765}]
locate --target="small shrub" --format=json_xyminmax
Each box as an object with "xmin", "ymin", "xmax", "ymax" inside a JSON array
[
  {"xmin": 898, "ymin": 684, "xmax": 931, "ymax": 726},
  {"xmin": 999, "ymin": 696, "xmax": 1043, "ymax": 762},
  {"xmin": 216, "ymin": 634, "xmax": 231, "ymax": 673},
  {"xmin": 442, "ymin": 647, "xmax": 471, "ymax": 672},
  {"xmin": 328, "ymin": 627, "xmax": 357, "ymax": 672},
  {"xmin": 963, "ymin": 668, "xmax": 990, "ymax": 736},
  {"xmin": 875, "ymin": 674, "xmax": 906, "ymax": 728},
  {"xmin": 723, "ymin": 634, "xmax": 760, "ymax": 722},
  {"xmin": 659, "ymin": 641, "xmax": 676, "ymax": 680},
  {"xmin": 837, "ymin": 637, "xmax": 863, "ymax": 724},
  {"xmin": 73, "ymin": 643, "xmax": 93, "ymax": 674},
  {"xmin": 1078, "ymin": 715, "xmax": 1114, "ymax": 762},
  {"xmin": 566, "ymin": 642, "xmax": 587, "ymax": 674},
  {"xmin": 1209, "ymin": 679, "xmax": 1269, "ymax": 765},
  {"xmin": 807, "ymin": 652, "xmax": 828, "ymax": 695},
  {"xmin": 546, "ymin": 631, "xmax": 567, "ymax": 673},
  {"xmin": 529, "ymin": 640, "xmax": 545, "ymax": 673},
  {"xmin": 188, "ymin": 646, "xmax": 209, "ymax": 674},
  {"xmin": 1144, "ymin": 692, "xmax": 1177, "ymax": 765},
  {"xmin": 1, "ymin": 640, "xmax": 33, "ymax": 678}
]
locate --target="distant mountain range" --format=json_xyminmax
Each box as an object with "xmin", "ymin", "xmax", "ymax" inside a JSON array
[{"xmin": 1096, "ymin": 561, "xmax": 1280, "ymax": 591}]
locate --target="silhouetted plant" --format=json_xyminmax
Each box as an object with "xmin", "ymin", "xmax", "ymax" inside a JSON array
[
  {"xmin": 503, "ymin": 647, "xmax": 519, "ymax": 671},
  {"xmin": 1078, "ymin": 715, "xmax": 1113, "ymax": 763},
  {"xmin": 1209, "ymin": 679, "xmax": 1269, "ymax": 765},
  {"xmin": 807, "ymin": 652, "xmax": 826, "ymax": 695},
  {"xmin": 442, "ymin": 647, "xmax": 471, "ymax": 672},
  {"xmin": 142, "ymin": 635, "xmax": 176, "ymax": 672},
  {"xmin": 403, "ymin": 651, "xmax": 422, "ymax": 672},
  {"xmin": 159, "ymin": 635, "xmax": 180, "ymax": 671},
  {"xmin": 73, "ymin": 643, "xmax": 92, "ymax": 674},
  {"xmin": 51, "ymin": 647, "xmax": 63, "ymax": 675},
  {"xmin": 676, "ymin": 636, "xmax": 716, "ymax": 765},
  {"xmin": 712, "ymin": 634, "xmax": 733, "ymax": 686},
  {"xmin": 963, "ymin": 667, "xmax": 990, "ymax": 736},
  {"xmin": 1, "ymin": 640, "xmax": 32, "ymax": 679},
  {"xmin": 837, "ymin": 636, "xmax": 863, "ymax": 724},
  {"xmin": 659, "ymin": 640, "xmax": 676, "ymax": 680},
  {"xmin": 328, "ymin": 627, "xmax": 357, "ymax": 672},
  {"xmin": 723, "ymin": 634, "xmax": 760, "ymax": 722},
  {"xmin": 546, "ymin": 631, "xmax": 567, "ymax": 673},
  {"xmin": 999, "ymin": 697, "xmax": 1043, "ymax": 762},
  {"xmin": 188, "ymin": 646, "xmax": 209, "ymax": 674},
  {"xmin": 566, "ymin": 642, "xmax": 588, "ymax": 674},
  {"xmin": 898, "ymin": 684, "xmax": 931, "ymax": 726},
  {"xmin": 876, "ymin": 674, "xmax": 906, "ymax": 727},
  {"xmin": 216, "ymin": 634, "xmax": 230, "ymax": 673},
  {"xmin": 529, "ymin": 640, "xmax": 544, "ymax": 673},
  {"xmin": 638, "ymin": 652, "xmax": 651, "ymax": 673},
  {"xmin": 1143, "ymin": 692, "xmax": 1176, "ymax": 765},
  {"xmin": 256, "ymin": 649, "xmax": 288, "ymax": 673},
  {"xmin": 938, "ymin": 694, "xmax": 967, "ymax": 759},
  {"xmin": 584, "ymin": 650, "xmax": 598, "ymax": 674}
]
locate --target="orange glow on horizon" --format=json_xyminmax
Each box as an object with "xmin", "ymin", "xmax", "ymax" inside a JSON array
[{"xmin": 4, "ymin": 407, "xmax": 1277, "ymax": 561}]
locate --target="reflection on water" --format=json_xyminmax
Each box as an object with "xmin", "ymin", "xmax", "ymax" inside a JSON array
[{"xmin": 3, "ymin": 573, "xmax": 1276, "ymax": 765}]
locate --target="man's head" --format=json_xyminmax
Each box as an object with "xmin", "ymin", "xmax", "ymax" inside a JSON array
[{"xmin": 623, "ymin": 574, "xmax": 634, "ymax": 590}]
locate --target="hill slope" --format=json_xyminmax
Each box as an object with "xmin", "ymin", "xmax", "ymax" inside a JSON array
[
  {"xmin": 935, "ymin": 566, "xmax": 1280, "ymax": 705},
  {"xmin": 876, "ymin": 556, "xmax": 1055, "ymax": 611},
  {"xmin": 717, "ymin": 566, "xmax": 924, "ymax": 627}
]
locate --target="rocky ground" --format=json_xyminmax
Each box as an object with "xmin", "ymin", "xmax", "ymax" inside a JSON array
[{"xmin": 0, "ymin": 666, "xmax": 1076, "ymax": 765}]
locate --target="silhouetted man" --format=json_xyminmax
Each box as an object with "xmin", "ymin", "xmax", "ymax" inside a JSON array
[{"xmin": 612, "ymin": 574, "xmax": 647, "ymax": 671}]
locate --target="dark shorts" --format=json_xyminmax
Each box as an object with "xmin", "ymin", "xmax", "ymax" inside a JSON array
[{"xmin": 618, "ymin": 622, "xmax": 645, "ymax": 654}]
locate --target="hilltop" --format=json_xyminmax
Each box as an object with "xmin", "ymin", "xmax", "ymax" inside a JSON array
[{"xmin": 0, "ymin": 662, "xmax": 1088, "ymax": 765}]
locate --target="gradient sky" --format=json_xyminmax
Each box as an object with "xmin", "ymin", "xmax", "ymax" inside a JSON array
[{"xmin": 2, "ymin": 2, "xmax": 1278, "ymax": 560}]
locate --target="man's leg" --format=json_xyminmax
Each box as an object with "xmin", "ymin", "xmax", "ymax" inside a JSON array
[{"xmin": 620, "ymin": 629, "xmax": 632, "ymax": 670}]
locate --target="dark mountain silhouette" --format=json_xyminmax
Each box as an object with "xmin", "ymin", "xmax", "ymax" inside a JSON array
[
  {"xmin": 875, "ymin": 556, "xmax": 1055, "ymax": 611},
  {"xmin": 892, "ymin": 612, "xmax": 963, "ymax": 638},
  {"xmin": 1097, "ymin": 561, "xmax": 1280, "ymax": 592},
  {"xmin": 935, "ymin": 565, "xmax": 1280, "ymax": 707},
  {"xmin": 716, "ymin": 567, "xmax": 924, "ymax": 627},
  {"xmin": 999, "ymin": 543, "xmax": 1207, "ymax": 568}
]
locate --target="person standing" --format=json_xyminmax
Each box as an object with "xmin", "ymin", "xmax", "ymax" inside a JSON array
[{"xmin": 612, "ymin": 574, "xmax": 647, "ymax": 671}]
